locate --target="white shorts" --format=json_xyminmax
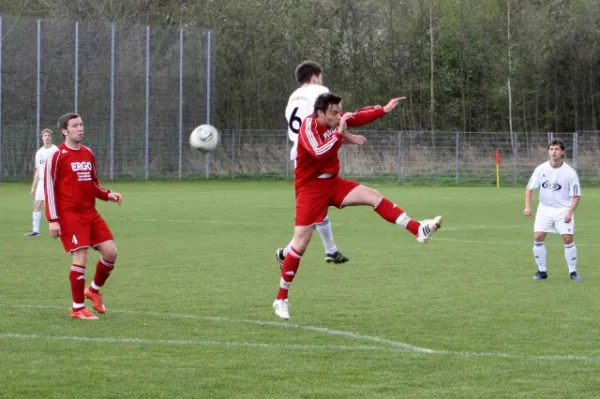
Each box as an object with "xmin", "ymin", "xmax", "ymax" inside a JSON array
[
  {"xmin": 534, "ymin": 205, "xmax": 574, "ymax": 235},
  {"xmin": 35, "ymin": 182, "xmax": 45, "ymax": 202}
]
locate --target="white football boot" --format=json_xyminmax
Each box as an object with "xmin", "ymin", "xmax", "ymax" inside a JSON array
[
  {"xmin": 416, "ymin": 216, "xmax": 443, "ymax": 243},
  {"xmin": 273, "ymin": 299, "xmax": 290, "ymax": 320}
]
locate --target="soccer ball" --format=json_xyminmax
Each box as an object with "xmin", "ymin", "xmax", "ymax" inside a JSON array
[{"xmin": 189, "ymin": 124, "xmax": 219, "ymax": 152}]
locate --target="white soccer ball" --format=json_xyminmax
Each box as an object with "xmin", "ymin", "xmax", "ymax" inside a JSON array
[{"xmin": 189, "ymin": 124, "xmax": 220, "ymax": 152}]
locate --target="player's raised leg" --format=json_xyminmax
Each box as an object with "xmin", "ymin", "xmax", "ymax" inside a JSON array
[{"xmin": 340, "ymin": 183, "xmax": 442, "ymax": 243}]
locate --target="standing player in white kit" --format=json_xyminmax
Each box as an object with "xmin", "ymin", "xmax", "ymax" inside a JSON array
[
  {"xmin": 275, "ymin": 60, "xmax": 350, "ymax": 265},
  {"xmin": 24, "ymin": 128, "xmax": 58, "ymax": 236},
  {"xmin": 524, "ymin": 138, "xmax": 582, "ymax": 280}
]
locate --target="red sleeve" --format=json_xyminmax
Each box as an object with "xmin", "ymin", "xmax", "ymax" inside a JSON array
[
  {"xmin": 345, "ymin": 105, "xmax": 386, "ymax": 127},
  {"xmin": 91, "ymin": 155, "xmax": 111, "ymax": 201},
  {"xmin": 298, "ymin": 117, "xmax": 342, "ymax": 159},
  {"xmin": 44, "ymin": 150, "xmax": 60, "ymax": 222}
]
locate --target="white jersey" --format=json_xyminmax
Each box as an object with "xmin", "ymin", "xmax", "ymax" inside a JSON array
[
  {"xmin": 527, "ymin": 161, "xmax": 581, "ymax": 209},
  {"xmin": 285, "ymin": 84, "xmax": 329, "ymax": 160},
  {"xmin": 35, "ymin": 145, "xmax": 58, "ymax": 182}
]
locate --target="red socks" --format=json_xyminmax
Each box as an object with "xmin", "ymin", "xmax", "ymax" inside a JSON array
[
  {"xmin": 374, "ymin": 198, "xmax": 420, "ymax": 236},
  {"xmin": 277, "ymin": 247, "xmax": 303, "ymax": 300},
  {"xmin": 91, "ymin": 257, "xmax": 115, "ymax": 291},
  {"xmin": 69, "ymin": 264, "xmax": 86, "ymax": 306}
]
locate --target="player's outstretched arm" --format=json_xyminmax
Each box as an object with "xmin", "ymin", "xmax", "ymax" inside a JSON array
[{"xmin": 345, "ymin": 97, "xmax": 405, "ymax": 128}]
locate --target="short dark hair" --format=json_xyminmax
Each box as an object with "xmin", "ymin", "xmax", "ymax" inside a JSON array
[
  {"xmin": 295, "ymin": 60, "xmax": 322, "ymax": 85},
  {"xmin": 548, "ymin": 138, "xmax": 566, "ymax": 151},
  {"xmin": 313, "ymin": 93, "xmax": 342, "ymax": 115},
  {"xmin": 40, "ymin": 128, "xmax": 53, "ymax": 138},
  {"xmin": 58, "ymin": 113, "xmax": 81, "ymax": 137}
]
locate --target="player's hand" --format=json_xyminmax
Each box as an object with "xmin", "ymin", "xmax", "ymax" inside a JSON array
[
  {"xmin": 338, "ymin": 113, "xmax": 354, "ymax": 135},
  {"xmin": 49, "ymin": 221, "xmax": 61, "ymax": 238},
  {"xmin": 108, "ymin": 192, "xmax": 123, "ymax": 206},
  {"xmin": 564, "ymin": 211, "xmax": 573, "ymax": 223},
  {"xmin": 30, "ymin": 189, "xmax": 35, "ymax": 198},
  {"xmin": 383, "ymin": 97, "xmax": 406, "ymax": 113},
  {"xmin": 343, "ymin": 133, "xmax": 367, "ymax": 146},
  {"xmin": 523, "ymin": 208, "xmax": 532, "ymax": 216}
]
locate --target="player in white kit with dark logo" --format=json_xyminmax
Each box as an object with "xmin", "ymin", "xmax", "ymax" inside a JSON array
[
  {"xmin": 524, "ymin": 138, "xmax": 582, "ymax": 280},
  {"xmin": 24, "ymin": 129, "xmax": 58, "ymax": 236}
]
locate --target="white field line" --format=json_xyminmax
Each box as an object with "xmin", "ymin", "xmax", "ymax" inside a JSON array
[{"xmin": 1, "ymin": 303, "xmax": 598, "ymax": 362}]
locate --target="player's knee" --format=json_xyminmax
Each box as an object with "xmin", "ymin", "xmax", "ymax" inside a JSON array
[
  {"xmin": 533, "ymin": 233, "xmax": 545, "ymax": 242},
  {"xmin": 33, "ymin": 200, "xmax": 43, "ymax": 211},
  {"xmin": 292, "ymin": 229, "xmax": 312, "ymax": 253},
  {"xmin": 562, "ymin": 235, "xmax": 574, "ymax": 245},
  {"xmin": 72, "ymin": 249, "xmax": 88, "ymax": 266},
  {"xmin": 103, "ymin": 246, "xmax": 118, "ymax": 263}
]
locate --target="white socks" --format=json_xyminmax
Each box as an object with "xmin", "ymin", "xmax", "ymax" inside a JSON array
[
  {"xmin": 533, "ymin": 241, "xmax": 547, "ymax": 272},
  {"xmin": 284, "ymin": 216, "xmax": 338, "ymax": 256},
  {"xmin": 533, "ymin": 241, "xmax": 578, "ymax": 274},
  {"xmin": 315, "ymin": 217, "xmax": 337, "ymax": 254},
  {"xmin": 32, "ymin": 211, "xmax": 42, "ymax": 233},
  {"xmin": 564, "ymin": 243, "xmax": 577, "ymax": 273}
]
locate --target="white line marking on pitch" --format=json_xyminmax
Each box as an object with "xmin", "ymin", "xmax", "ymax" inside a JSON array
[{"xmin": 1, "ymin": 303, "xmax": 598, "ymax": 362}]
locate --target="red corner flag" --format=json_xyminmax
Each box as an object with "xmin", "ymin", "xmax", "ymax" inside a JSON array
[{"xmin": 495, "ymin": 150, "xmax": 501, "ymax": 165}]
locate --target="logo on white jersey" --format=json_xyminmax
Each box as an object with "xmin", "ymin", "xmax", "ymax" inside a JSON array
[{"xmin": 541, "ymin": 181, "xmax": 562, "ymax": 191}]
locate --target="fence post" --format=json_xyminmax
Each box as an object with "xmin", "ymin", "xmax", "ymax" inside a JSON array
[
  {"xmin": 205, "ymin": 29, "xmax": 212, "ymax": 179},
  {"xmin": 145, "ymin": 26, "xmax": 150, "ymax": 180},
  {"xmin": 285, "ymin": 134, "xmax": 290, "ymax": 181},
  {"xmin": 231, "ymin": 130, "xmax": 236, "ymax": 179},
  {"xmin": 455, "ymin": 132, "xmax": 460, "ymax": 184},
  {"xmin": 36, "ymin": 19, "xmax": 41, "ymax": 149},
  {"xmin": 109, "ymin": 24, "xmax": 115, "ymax": 180},
  {"xmin": 573, "ymin": 132, "xmax": 578, "ymax": 171},
  {"xmin": 74, "ymin": 21, "xmax": 79, "ymax": 113},
  {"xmin": 0, "ymin": 16, "xmax": 3, "ymax": 182},
  {"xmin": 178, "ymin": 27, "xmax": 184, "ymax": 180},
  {"xmin": 396, "ymin": 131, "xmax": 402, "ymax": 183},
  {"xmin": 513, "ymin": 133, "xmax": 518, "ymax": 186}
]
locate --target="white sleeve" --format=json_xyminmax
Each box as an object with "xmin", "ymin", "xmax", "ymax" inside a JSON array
[
  {"xmin": 527, "ymin": 166, "xmax": 541, "ymax": 190},
  {"xmin": 569, "ymin": 171, "xmax": 582, "ymax": 197},
  {"xmin": 34, "ymin": 150, "xmax": 41, "ymax": 172}
]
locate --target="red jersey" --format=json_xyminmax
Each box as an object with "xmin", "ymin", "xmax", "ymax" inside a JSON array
[
  {"xmin": 44, "ymin": 143, "xmax": 111, "ymax": 222},
  {"xmin": 295, "ymin": 105, "xmax": 386, "ymax": 186}
]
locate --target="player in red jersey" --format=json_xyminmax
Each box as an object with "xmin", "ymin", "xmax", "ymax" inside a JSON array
[
  {"xmin": 273, "ymin": 93, "xmax": 443, "ymax": 319},
  {"xmin": 44, "ymin": 113, "xmax": 123, "ymax": 320}
]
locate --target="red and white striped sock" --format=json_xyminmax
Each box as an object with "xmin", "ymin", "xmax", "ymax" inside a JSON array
[
  {"xmin": 277, "ymin": 247, "xmax": 303, "ymax": 300},
  {"xmin": 374, "ymin": 198, "xmax": 420, "ymax": 236},
  {"xmin": 90, "ymin": 257, "xmax": 115, "ymax": 293},
  {"xmin": 69, "ymin": 264, "xmax": 86, "ymax": 310}
]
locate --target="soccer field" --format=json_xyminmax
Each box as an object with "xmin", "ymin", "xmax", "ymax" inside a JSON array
[{"xmin": 1, "ymin": 181, "xmax": 600, "ymax": 398}]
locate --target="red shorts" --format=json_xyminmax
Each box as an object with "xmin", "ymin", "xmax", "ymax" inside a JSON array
[
  {"xmin": 295, "ymin": 177, "xmax": 360, "ymax": 226},
  {"xmin": 58, "ymin": 211, "xmax": 114, "ymax": 253}
]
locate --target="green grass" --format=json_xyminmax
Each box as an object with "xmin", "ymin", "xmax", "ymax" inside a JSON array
[{"xmin": 1, "ymin": 181, "xmax": 600, "ymax": 398}]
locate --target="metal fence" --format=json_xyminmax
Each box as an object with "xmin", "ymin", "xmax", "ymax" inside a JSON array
[
  {"xmin": 2, "ymin": 17, "xmax": 600, "ymax": 186},
  {"xmin": 201, "ymin": 130, "xmax": 600, "ymax": 186},
  {"xmin": 0, "ymin": 15, "xmax": 213, "ymax": 181}
]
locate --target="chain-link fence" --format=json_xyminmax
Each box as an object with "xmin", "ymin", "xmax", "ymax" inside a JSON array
[
  {"xmin": 2, "ymin": 16, "xmax": 600, "ymax": 186},
  {"xmin": 0, "ymin": 15, "xmax": 213, "ymax": 181},
  {"xmin": 198, "ymin": 130, "xmax": 600, "ymax": 186}
]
